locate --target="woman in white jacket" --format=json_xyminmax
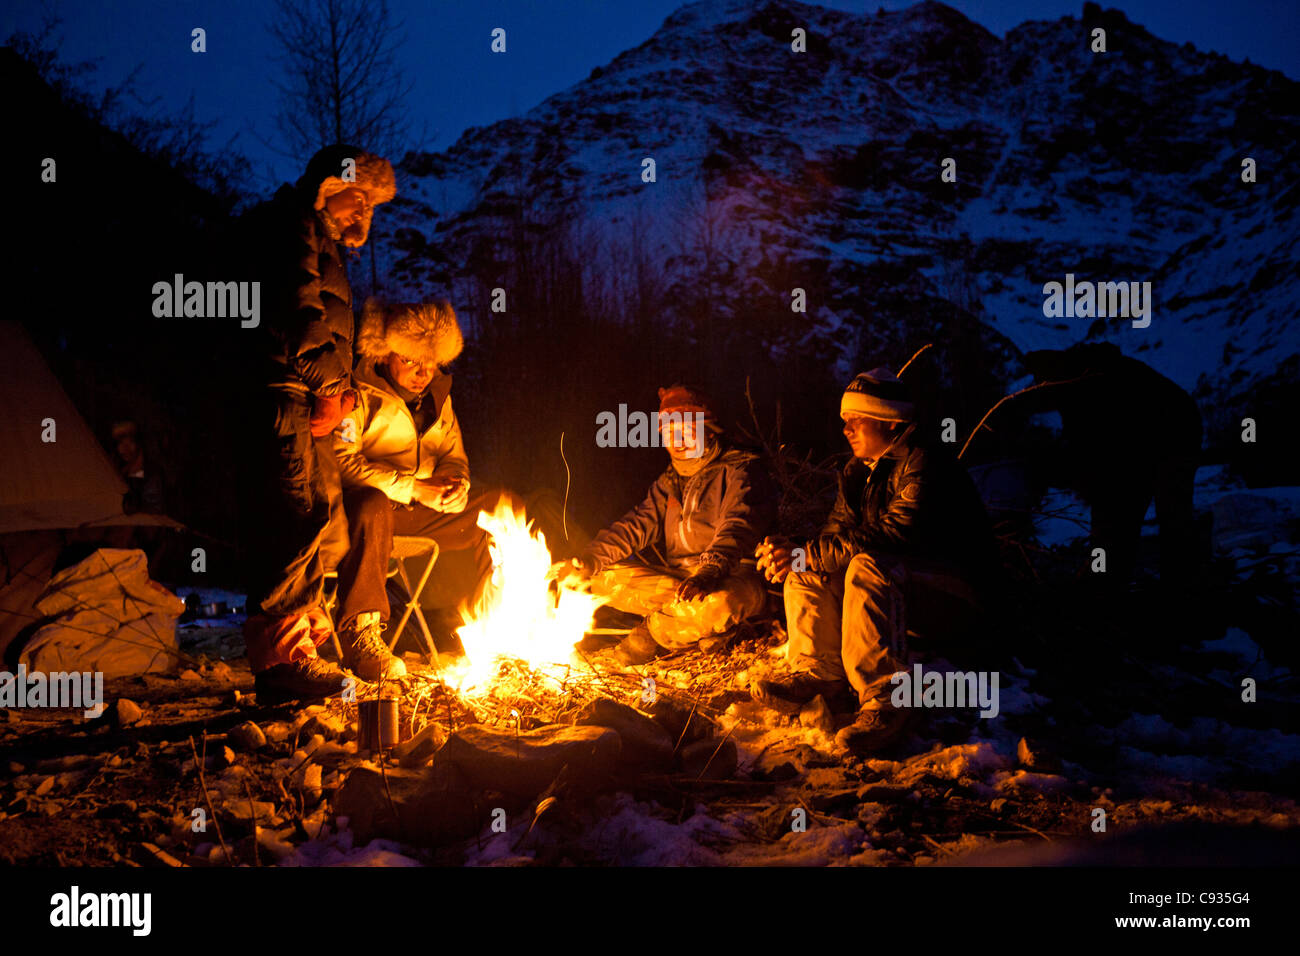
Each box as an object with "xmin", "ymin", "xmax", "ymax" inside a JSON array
[{"xmin": 331, "ymin": 299, "xmax": 516, "ymax": 680}]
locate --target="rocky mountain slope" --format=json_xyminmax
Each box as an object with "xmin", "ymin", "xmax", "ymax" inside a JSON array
[{"xmin": 374, "ymin": 0, "xmax": 1298, "ymax": 407}]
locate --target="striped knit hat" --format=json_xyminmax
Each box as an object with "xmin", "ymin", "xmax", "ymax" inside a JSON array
[{"xmin": 840, "ymin": 368, "xmax": 915, "ymax": 422}]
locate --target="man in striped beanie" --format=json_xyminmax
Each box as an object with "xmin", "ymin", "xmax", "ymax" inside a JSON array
[{"xmin": 753, "ymin": 368, "xmax": 996, "ymax": 755}]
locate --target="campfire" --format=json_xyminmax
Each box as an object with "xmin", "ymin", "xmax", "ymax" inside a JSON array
[{"xmin": 445, "ymin": 499, "xmax": 606, "ymax": 697}]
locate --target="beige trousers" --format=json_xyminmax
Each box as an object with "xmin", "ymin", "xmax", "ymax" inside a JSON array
[
  {"xmin": 784, "ymin": 551, "xmax": 979, "ymax": 707},
  {"xmin": 590, "ymin": 562, "xmax": 768, "ymax": 649}
]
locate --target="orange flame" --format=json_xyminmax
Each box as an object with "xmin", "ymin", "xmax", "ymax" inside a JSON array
[{"xmin": 447, "ymin": 499, "xmax": 604, "ymax": 694}]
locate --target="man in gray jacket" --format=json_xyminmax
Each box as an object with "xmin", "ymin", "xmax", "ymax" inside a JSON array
[{"xmin": 560, "ymin": 386, "xmax": 777, "ymax": 665}]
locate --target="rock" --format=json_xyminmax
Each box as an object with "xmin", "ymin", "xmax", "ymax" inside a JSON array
[
  {"xmin": 752, "ymin": 740, "xmax": 836, "ymax": 780},
  {"xmin": 679, "ymin": 738, "xmax": 737, "ymax": 780},
  {"xmin": 209, "ymin": 661, "xmax": 234, "ymax": 682},
  {"xmin": 648, "ymin": 698, "xmax": 716, "ymax": 747},
  {"xmin": 1016, "ymin": 737, "xmax": 1061, "ymax": 772},
  {"xmin": 228, "ymin": 721, "xmax": 267, "ymax": 751},
  {"xmin": 212, "ymin": 745, "xmax": 237, "ymax": 770},
  {"xmin": 263, "ymin": 722, "xmax": 292, "ymax": 744},
  {"xmin": 392, "ymin": 722, "xmax": 446, "ymax": 769},
  {"xmin": 799, "ymin": 695, "xmax": 837, "ymax": 736},
  {"xmin": 178, "ymin": 669, "xmax": 202, "ymax": 682},
  {"xmin": 436, "ymin": 723, "xmax": 620, "ymax": 799},
  {"xmin": 34, "ymin": 776, "xmax": 55, "ymax": 796},
  {"xmin": 804, "ymin": 767, "xmax": 850, "ymax": 790},
  {"xmin": 857, "ymin": 783, "xmax": 910, "ymax": 803},
  {"xmin": 574, "ymin": 698, "xmax": 674, "ymax": 772},
  {"xmin": 299, "ymin": 713, "xmax": 346, "ymax": 741},
  {"xmin": 222, "ymin": 799, "xmax": 279, "ymax": 830},
  {"xmin": 114, "ymin": 699, "xmax": 143, "ymax": 726},
  {"xmin": 990, "ymin": 797, "xmax": 1008, "ymax": 813},
  {"xmin": 333, "ymin": 762, "xmax": 479, "ymax": 847},
  {"xmin": 7, "ymin": 762, "xmax": 25, "ymax": 775},
  {"xmin": 760, "ymin": 760, "xmax": 798, "ymax": 782},
  {"xmin": 294, "ymin": 764, "xmax": 323, "ymax": 805},
  {"xmin": 811, "ymin": 788, "xmax": 860, "ymax": 813},
  {"xmin": 96, "ymin": 800, "xmax": 138, "ymax": 820}
]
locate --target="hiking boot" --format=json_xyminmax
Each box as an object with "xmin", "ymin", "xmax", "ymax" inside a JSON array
[
  {"xmin": 697, "ymin": 634, "xmax": 726, "ymax": 654},
  {"xmin": 752, "ymin": 673, "xmax": 853, "ymax": 715},
  {"xmin": 698, "ymin": 621, "xmax": 752, "ymax": 655},
  {"xmin": 610, "ymin": 623, "xmax": 662, "ymax": 667},
  {"xmin": 254, "ymin": 657, "xmax": 348, "ymax": 704},
  {"xmin": 342, "ymin": 620, "xmax": 407, "ymax": 682},
  {"xmin": 835, "ymin": 705, "xmax": 911, "ymax": 756}
]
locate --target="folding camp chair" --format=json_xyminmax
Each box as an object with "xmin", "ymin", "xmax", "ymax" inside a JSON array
[{"xmin": 323, "ymin": 535, "xmax": 441, "ymax": 665}]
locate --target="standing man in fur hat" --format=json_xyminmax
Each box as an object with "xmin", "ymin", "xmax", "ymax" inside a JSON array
[
  {"xmin": 333, "ymin": 299, "xmax": 520, "ymax": 674},
  {"xmin": 239, "ymin": 144, "xmax": 396, "ymax": 701},
  {"xmin": 752, "ymin": 369, "xmax": 996, "ymax": 755},
  {"xmin": 556, "ymin": 386, "xmax": 777, "ymax": 666}
]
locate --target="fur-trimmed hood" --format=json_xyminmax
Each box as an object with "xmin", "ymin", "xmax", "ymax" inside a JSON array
[
  {"xmin": 297, "ymin": 144, "xmax": 396, "ymax": 247},
  {"xmin": 355, "ymin": 298, "xmax": 463, "ymax": 366}
]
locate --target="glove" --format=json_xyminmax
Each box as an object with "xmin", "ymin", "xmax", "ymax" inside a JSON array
[
  {"xmin": 676, "ymin": 562, "xmax": 725, "ymax": 602},
  {"xmin": 310, "ymin": 389, "xmax": 358, "ymax": 438},
  {"xmin": 309, "ymin": 394, "xmax": 343, "ymax": 437}
]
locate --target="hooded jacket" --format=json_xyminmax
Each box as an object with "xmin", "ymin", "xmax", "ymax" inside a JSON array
[
  {"xmin": 584, "ymin": 443, "xmax": 776, "ymax": 575},
  {"xmin": 333, "ymin": 361, "xmax": 470, "ymax": 504},
  {"xmin": 805, "ymin": 425, "xmax": 995, "ymax": 585}
]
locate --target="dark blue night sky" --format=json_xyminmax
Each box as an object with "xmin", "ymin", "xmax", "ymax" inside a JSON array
[{"xmin": 3, "ymin": 0, "xmax": 1296, "ymax": 190}]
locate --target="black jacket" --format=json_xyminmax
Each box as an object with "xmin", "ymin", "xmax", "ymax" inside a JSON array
[
  {"xmin": 805, "ymin": 425, "xmax": 995, "ymax": 585},
  {"xmin": 240, "ymin": 184, "xmax": 355, "ymax": 397}
]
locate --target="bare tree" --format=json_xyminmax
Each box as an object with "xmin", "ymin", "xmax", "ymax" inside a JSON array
[{"xmin": 268, "ymin": 0, "xmax": 412, "ymax": 158}]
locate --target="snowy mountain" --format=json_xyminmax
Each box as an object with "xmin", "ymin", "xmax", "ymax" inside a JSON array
[{"xmin": 373, "ymin": 0, "xmax": 1299, "ymax": 403}]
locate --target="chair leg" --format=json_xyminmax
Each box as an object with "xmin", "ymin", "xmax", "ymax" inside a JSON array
[
  {"xmin": 323, "ymin": 580, "xmax": 344, "ymax": 661},
  {"xmin": 411, "ymin": 606, "xmax": 441, "ymax": 669},
  {"xmin": 387, "ymin": 564, "xmax": 423, "ymax": 655},
  {"xmin": 389, "ymin": 562, "xmax": 417, "ymax": 652},
  {"xmin": 389, "ymin": 553, "xmax": 441, "ymax": 665}
]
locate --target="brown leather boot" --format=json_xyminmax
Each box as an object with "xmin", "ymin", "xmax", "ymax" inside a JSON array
[
  {"xmin": 341, "ymin": 616, "xmax": 407, "ymax": 682},
  {"xmin": 610, "ymin": 622, "xmax": 662, "ymax": 667}
]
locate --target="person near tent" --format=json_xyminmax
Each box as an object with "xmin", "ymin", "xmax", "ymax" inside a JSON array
[
  {"xmin": 555, "ymin": 386, "xmax": 777, "ymax": 666},
  {"xmin": 751, "ymin": 368, "xmax": 996, "ymax": 755},
  {"xmin": 332, "ymin": 299, "xmax": 520, "ymax": 671},
  {"xmin": 110, "ymin": 420, "xmax": 167, "ymax": 516},
  {"xmin": 237, "ymin": 144, "xmax": 397, "ymax": 702}
]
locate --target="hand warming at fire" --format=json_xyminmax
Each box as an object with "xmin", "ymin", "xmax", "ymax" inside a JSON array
[
  {"xmin": 415, "ymin": 475, "xmax": 468, "ymax": 512},
  {"xmin": 548, "ymin": 555, "xmax": 594, "ymax": 588},
  {"xmin": 755, "ymin": 535, "xmax": 795, "ymax": 584},
  {"xmin": 675, "ymin": 563, "xmax": 724, "ymax": 603}
]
